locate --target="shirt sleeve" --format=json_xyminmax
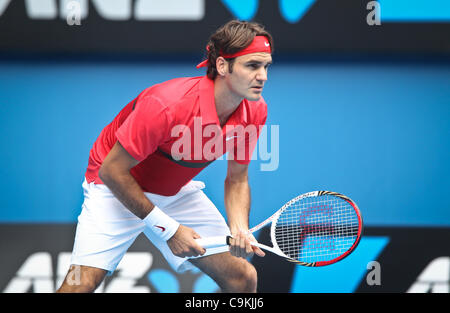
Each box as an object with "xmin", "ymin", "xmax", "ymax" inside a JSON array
[
  {"xmin": 115, "ymin": 96, "xmax": 172, "ymax": 162},
  {"xmin": 233, "ymin": 102, "xmax": 268, "ymax": 165}
]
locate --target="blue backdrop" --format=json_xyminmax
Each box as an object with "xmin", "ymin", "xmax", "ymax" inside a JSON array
[{"xmin": 0, "ymin": 58, "xmax": 449, "ymax": 227}]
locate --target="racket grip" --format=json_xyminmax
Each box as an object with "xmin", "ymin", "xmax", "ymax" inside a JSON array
[{"xmin": 195, "ymin": 236, "xmax": 232, "ymax": 248}]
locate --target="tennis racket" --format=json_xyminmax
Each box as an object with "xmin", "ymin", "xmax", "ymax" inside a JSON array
[{"xmin": 195, "ymin": 191, "xmax": 363, "ymax": 267}]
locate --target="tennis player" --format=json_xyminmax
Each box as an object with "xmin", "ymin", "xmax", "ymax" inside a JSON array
[{"xmin": 57, "ymin": 20, "xmax": 273, "ymax": 293}]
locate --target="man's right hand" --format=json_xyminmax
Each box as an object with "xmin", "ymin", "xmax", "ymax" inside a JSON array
[{"xmin": 167, "ymin": 225, "xmax": 206, "ymax": 258}]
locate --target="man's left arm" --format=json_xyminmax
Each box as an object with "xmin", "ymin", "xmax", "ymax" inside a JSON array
[{"xmin": 225, "ymin": 159, "xmax": 265, "ymax": 259}]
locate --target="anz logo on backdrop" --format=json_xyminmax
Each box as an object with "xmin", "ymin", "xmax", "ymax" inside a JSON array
[
  {"xmin": 0, "ymin": 0, "xmax": 448, "ymax": 23},
  {"xmin": 3, "ymin": 252, "xmax": 219, "ymax": 293},
  {"xmin": 0, "ymin": 0, "xmax": 312, "ymax": 22},
  {"xmin": 0, "ymin": 0, "xmax": 314, "ymax": 23}
]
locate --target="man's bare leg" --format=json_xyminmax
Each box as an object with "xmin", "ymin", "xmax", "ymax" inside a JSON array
[
  {"xmin": 189, "ymin": 252, "xmax": 258, "ymax": 293},
  {"xmin": 56, "ymin": 265, "xmax": 108, "ymax": 293}
]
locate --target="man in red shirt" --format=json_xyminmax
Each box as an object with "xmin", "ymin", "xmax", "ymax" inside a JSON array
[{"xmin": 57, "ymin": 20, "xmax": 273, "ymax": 293}]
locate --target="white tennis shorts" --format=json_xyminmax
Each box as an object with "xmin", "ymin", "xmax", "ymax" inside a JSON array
[{"xmin": 70, "ymin": 179, "xmax": 231, "ymax": 274}]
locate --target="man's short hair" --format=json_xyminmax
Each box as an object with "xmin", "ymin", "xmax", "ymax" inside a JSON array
[{"xmin": 205, "ymin": 20, "xmax": 274, "ymax": 80}]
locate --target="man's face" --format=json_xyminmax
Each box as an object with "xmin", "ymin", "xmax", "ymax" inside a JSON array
[{"xmin": 224, "ymin": 52, "xmax": 272, "ymax": 101}]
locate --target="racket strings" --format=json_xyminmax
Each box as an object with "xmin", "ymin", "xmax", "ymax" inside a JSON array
[{"xmin": 274, "ymin": 195, "xmax": 359, "ymax": 263}]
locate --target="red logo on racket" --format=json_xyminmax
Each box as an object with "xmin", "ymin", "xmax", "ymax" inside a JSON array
[{"xmin": 155, "ymin": 225, "xmax": 166, "ymax": 232}]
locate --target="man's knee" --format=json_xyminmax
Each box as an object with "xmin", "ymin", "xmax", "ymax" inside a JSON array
[
  {"xmin": 240, "ymin": 263, "xmax": 258, "ymax": 292},
  {"xmin": 225, "ymin": 261, "xmax": 258, "ymax": 293}
]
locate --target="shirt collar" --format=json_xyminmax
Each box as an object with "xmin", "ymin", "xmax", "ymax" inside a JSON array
[{"xmin": 198, "ymin": 75, "xmax": 248, "ymax": 126}]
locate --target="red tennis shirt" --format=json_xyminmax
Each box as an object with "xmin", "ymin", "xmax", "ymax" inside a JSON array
[{"xmin": 85, "ymin": 75, "xmax": 267, "ymax": 196}]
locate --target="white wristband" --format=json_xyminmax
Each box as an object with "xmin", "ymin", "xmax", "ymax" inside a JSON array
[{"xmin": 143, "ymin": 206, "xmax": 180, "ymax": 241}]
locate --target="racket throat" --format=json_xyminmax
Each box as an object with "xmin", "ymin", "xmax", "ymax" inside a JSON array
[{"xmin": 250, "ymin": 241, "xmax": 286, "ymax": 258}]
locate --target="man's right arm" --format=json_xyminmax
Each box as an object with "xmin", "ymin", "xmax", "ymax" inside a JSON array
[
  {"xmin": 98, "ymin": 141, "xmax": 205, "ymax": 257},
  {"xmin": 99, "ymin": 141, "xmax": 152, "ymax": 219}
]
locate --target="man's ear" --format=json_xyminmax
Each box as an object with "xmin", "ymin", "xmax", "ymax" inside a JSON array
[{"xmin": 215, "ymin": 56, "xmax": 228, "ymax": 77}]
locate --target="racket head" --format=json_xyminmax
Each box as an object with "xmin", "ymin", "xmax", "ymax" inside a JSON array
[{"xmin": 270, "ymin": 191, "xmax": 363, "ymax": 267}]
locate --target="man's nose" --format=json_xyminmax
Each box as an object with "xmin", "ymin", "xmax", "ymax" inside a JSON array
[{"xmin": 256, "ymin": 67, "xmax": 268, "ymax": 82}]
